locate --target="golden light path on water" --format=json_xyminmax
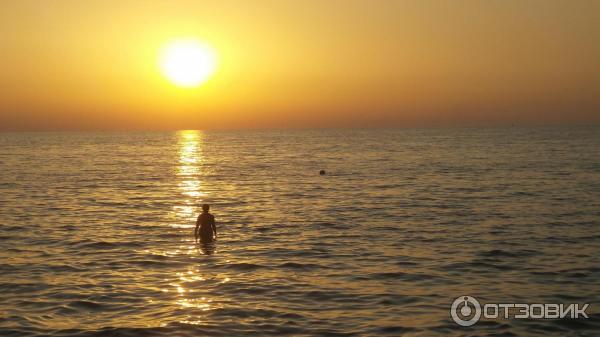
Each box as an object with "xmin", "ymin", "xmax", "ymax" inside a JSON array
[
  {"xmin": 175, "ymin": 130, "xmax": 205, "ymax": 220},
  {"xmin": 166, "ymin": 130, "xmax": 229, "ymax": 325}
]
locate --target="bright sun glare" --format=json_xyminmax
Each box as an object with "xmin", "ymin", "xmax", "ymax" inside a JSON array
[{"xmin": 159, "ymin": 39, "xmax": 217, "ymax": 88}]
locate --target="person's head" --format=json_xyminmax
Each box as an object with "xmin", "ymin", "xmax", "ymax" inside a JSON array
[{"xmin": 202, "ymin": 204, "xmax": 210, "ymax": 212}]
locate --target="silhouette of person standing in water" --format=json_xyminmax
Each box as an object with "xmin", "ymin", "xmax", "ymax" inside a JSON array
[{"xmin": 195, "ymin": 204, "xmax": 217, "ymax": 243}]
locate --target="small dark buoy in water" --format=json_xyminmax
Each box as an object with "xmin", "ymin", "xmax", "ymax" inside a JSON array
[{"xmin": 319, "ymin": 170, "xmax": 326, "ymax": 175}]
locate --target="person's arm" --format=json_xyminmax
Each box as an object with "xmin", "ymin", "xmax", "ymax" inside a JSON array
[
  {"xmin": 212, "ymin": 216, "xmax": 217, "ymax": 239},
  {"xmin": 194, "ymin": 216, "xmax": 200, "ymax": 242}
]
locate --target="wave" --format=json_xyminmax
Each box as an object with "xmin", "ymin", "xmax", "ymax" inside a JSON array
[
  {"xmin": 223, "ymin": 263, "xmax": 265, "ymax": 271},
  {"xmin": 478, "ymin": 249, "xmax": 539, "ymax": 258},
  {"xmin": 276, "ymin": 262, "xmax": 324, "ymax": 270}
]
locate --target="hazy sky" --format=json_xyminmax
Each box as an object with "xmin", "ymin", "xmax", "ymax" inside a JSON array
[{"xmin": 0, "ymin": 0, "xmax": 598, "ymax": 130}]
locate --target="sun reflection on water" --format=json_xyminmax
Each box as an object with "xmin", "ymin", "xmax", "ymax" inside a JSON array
[
  {"xmin": 174, "ymin": 130, "xmax": 205, "ymax": 223},
  {"xmin": 170, "ymin": 267, "xmax": 229, "ymax": 320},
  {"xmin": 167, "ymin": 131, "xmax": 226, "ymax": 320}
]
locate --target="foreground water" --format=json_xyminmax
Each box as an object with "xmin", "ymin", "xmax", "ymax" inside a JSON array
[{"xmin": 1, "ymin": 128, "xmax": 599, "ymax": 336}]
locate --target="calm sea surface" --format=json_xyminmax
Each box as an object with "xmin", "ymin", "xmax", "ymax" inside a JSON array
[{"xmin": 1, "ymin": 128, "xmax": 599, "ymax": 336}]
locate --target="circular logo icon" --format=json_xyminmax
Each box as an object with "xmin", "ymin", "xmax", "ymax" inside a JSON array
[{"xmin": 451, "ymin": 296, "xmax": 481, "ymax": 326}]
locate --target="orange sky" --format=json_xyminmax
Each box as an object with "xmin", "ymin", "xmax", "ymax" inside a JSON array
[{"xmin": 0, "ymin": 0, "xmax": 598, "ymax": 130}]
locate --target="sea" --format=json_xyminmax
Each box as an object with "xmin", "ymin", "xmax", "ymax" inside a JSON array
[{"xmin": 1, "ymin": 127, "xmax": 599, "ymax": 336}]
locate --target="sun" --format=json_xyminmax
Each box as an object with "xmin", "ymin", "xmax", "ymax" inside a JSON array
[{"xmin": 159, "ymin": 39, "xmax": 217, "ymax": 88}]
